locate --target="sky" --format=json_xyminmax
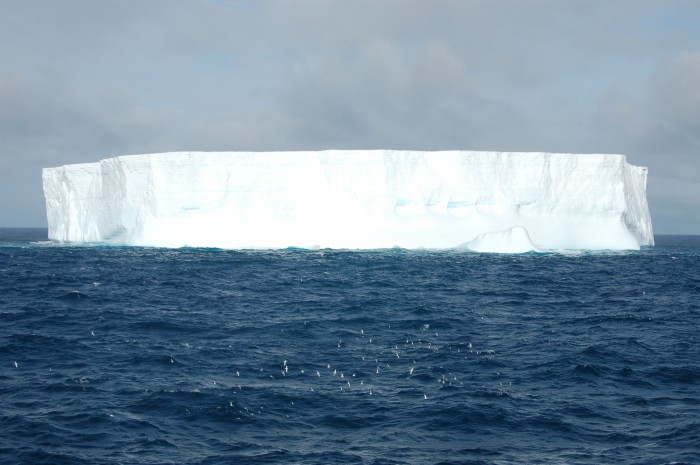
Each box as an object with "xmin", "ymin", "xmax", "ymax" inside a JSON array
[{"xmin": 1, "ymin": 0, "xmax": 699, "ymax": 233}]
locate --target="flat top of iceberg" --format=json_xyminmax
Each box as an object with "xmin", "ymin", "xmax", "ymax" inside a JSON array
[{"xmin": 47, "ymin": 149, "xmax": 633, "ymax": 167}]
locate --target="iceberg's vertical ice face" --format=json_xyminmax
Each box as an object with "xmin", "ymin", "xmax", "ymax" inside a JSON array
[{"xmin": 42, "ymin": 150, "xmax": 654, "ymax": 251}]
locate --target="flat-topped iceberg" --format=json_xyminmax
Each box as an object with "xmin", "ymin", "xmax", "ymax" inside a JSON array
[{"xmin": 42, "ymin": 150, "xmax": 654, "ymax": 252}]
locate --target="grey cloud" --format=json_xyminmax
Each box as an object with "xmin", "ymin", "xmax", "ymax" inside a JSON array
[
  {"xmin": 1, "ymin": 0, "xmax": 699, "ymax": 232},
  {"xmin": 650, "ymin": 51, "xmax": 700, "ymax": 150},
  {"xmin": 592, "ymin": 49, "xmax": 700, "ymax": 233}
]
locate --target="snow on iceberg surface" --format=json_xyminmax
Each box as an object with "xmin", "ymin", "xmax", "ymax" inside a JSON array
[{"xmin": 42, "ymin": 150, "xmax": 654, "ymax": 251}]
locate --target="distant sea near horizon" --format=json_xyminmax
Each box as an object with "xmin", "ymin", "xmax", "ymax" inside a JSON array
[{"xmin": 1, "ymin": 228, "xmax": 698, "ymax": 465}]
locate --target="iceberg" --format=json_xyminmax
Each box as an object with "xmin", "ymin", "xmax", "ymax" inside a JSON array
[{"xmin": 42, "ymin": 150, "xmax": 654, "ymax": 251}]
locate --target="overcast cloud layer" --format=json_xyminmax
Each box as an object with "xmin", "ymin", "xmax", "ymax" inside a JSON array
[{"xmin": 1, "ymin": 0, "xmax": 699, "ymax": 233}]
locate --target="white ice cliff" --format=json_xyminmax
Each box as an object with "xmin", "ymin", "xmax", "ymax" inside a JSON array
[{"xmin": 43, "ymin": 150, "xmax": 654, "ymax": 251}]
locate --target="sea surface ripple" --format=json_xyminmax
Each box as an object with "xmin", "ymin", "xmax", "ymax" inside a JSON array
[{"xmin": 1, "ymin": 229, "xmax": 698, "ymax": 464}]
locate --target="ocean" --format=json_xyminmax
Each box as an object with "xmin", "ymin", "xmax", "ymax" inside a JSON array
[{"xmin": 1, "ymin": 228, "xmax": 698, "ymax": 465}]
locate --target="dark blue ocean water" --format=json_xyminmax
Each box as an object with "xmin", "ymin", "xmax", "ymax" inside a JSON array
[{"xmin": 1, "ymin": 228, "xmax": 698, "ymax": 465}]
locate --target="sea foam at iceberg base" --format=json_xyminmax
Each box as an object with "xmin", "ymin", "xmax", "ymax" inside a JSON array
[{"xmin": 42, "ymin": 150, "xmax": 654, "ymax": 252}]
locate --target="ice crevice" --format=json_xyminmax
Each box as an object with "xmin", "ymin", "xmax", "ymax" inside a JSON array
[{"xmin": 42, "ymin": 150, "xmax": 654, "ymax": 252}]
